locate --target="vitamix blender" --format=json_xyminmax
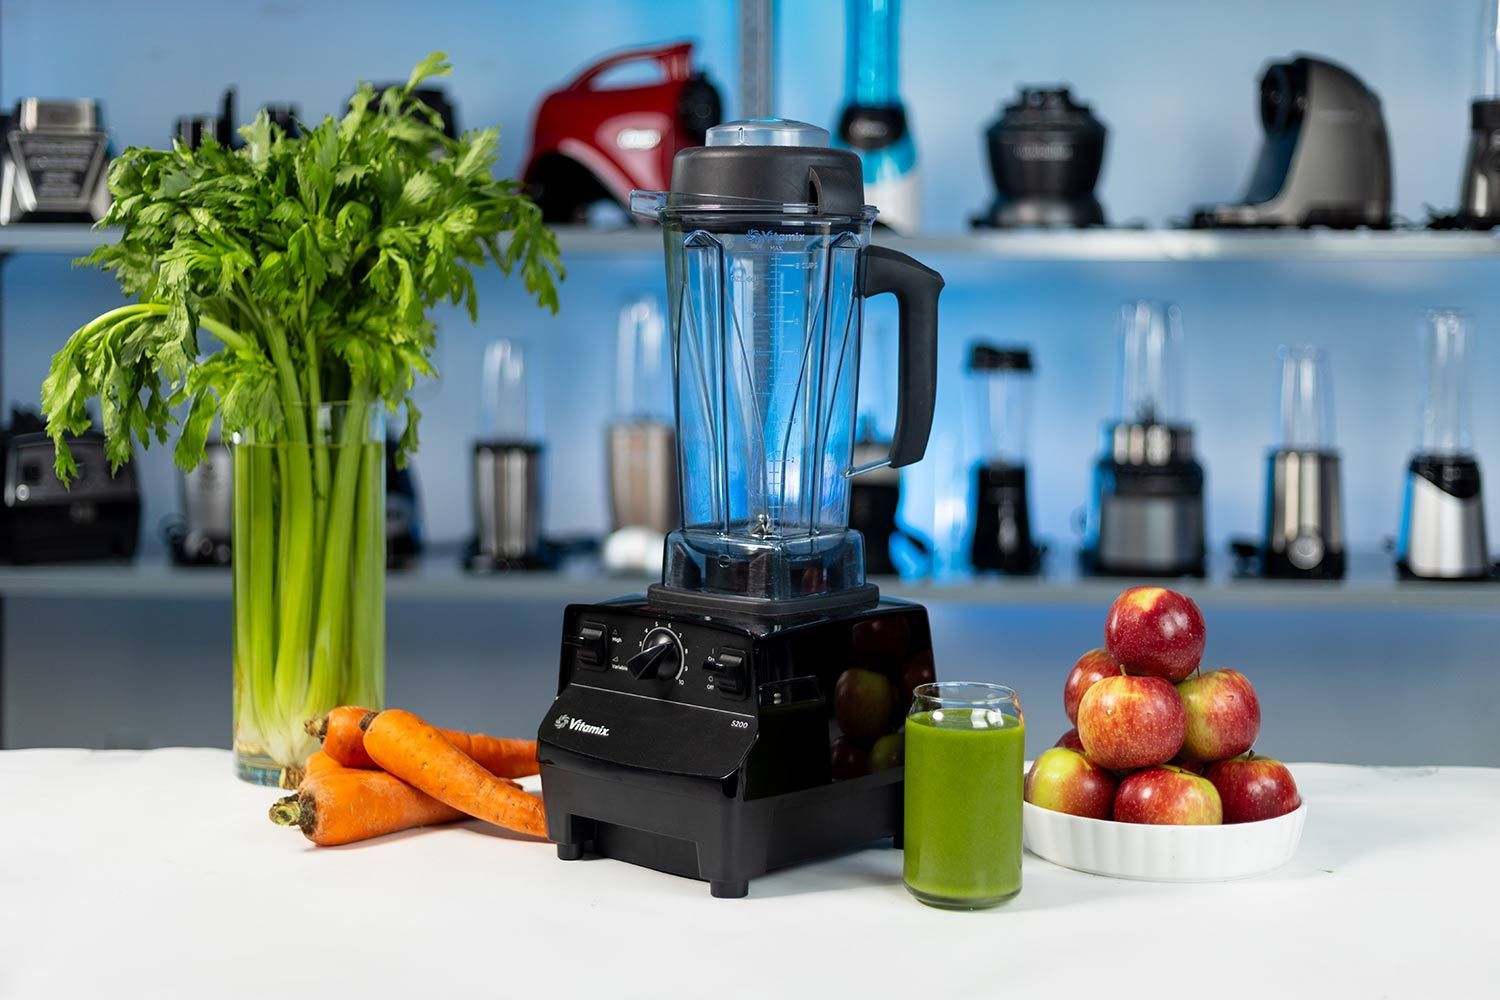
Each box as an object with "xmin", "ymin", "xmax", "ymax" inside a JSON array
[{"xmin": 538, "ymin": 119, "xmax": 943, "ymax": 898}]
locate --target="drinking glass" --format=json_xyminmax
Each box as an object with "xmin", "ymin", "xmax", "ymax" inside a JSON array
[{"xmin": 903, "ymin": 682, "xmax": 1025, "ymax": 909}]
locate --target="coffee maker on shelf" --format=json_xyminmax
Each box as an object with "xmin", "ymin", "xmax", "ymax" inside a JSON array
[
  {"xmin": 601, "ymin": 295, "xmax": 678, "ymax": 574},
  {"xmin": 539, "ymin": 118, "xmax": 944, "ymax": 898},
  {"xmin": 1396, "ymin": 311, "xmax": 1494, "ymax": 580},
  {"xmin": 1235, "ymin": 346, "xmax": 1345, "ymax": 579},
  {"xmin": 466, "ymin": 339, "xmax": 550, "ymax": 572},
  {"xmin": 965, "ymin": 344, "xmax": 1041, "ymax": 574},
  {"xmin": 1082, "ymin": 301, "xmax": 1205, "ymax": 578}
]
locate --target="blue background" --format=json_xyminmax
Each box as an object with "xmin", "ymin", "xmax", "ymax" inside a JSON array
[
  {"xmin": 1, "ymin": 0, "xmax": 1497, "ymax": 762},
  {"xmin": 3, "ymin": 0, "xmax": 1497, "ymax": 563}
]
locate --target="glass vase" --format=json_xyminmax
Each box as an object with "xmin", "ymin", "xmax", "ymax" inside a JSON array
[{"xmin": 231, "ymin": 401, "xmax": 386, "ymax": 785}]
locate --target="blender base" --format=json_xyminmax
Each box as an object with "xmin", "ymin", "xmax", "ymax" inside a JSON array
[{"xmin": 540, "ymin": 596, "xmax": 934, "ymax": 898}]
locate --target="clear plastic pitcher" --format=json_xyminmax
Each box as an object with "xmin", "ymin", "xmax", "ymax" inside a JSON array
[{"xmin": 631, "ymin": 119, "xmax": 942, "ymax": 608}]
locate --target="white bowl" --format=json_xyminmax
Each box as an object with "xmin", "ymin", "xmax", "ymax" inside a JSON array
[{"xmin": 1023, "ymin": 801, "xmax": 1307, "ymax": 882}]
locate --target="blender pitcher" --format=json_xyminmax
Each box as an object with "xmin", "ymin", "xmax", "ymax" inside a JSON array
[{"xmin": 631, "ymin": 118, "xmax": 942, "ymax": 612}]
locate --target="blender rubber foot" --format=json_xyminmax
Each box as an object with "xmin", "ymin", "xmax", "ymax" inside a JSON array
[
  {"xmin": 710, "ymin": 880, "xmax": 748, "ymax": 899},
  {"xmin": 557, "ymin": 843, "xmax": 584, "ymax": 861}
]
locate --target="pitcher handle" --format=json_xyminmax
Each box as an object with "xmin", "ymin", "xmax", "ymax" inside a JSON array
[{"xmin": 855, "ymin": 245, "xmax": 944, "ymax": 472}]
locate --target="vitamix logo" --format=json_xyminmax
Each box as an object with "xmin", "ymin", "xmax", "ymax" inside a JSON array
[
  {"xmin": 553, "ymin": 714, "xmax": 610, "ymax": 737},
  {"xmin": 746, "ymin": 229, "xmax": 805, "ymax": 248}
]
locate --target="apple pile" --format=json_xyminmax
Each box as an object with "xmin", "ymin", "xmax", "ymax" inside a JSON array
[{"xmin": 1025, "ymin": 586, "xmax": 1301, "ymax": 826}]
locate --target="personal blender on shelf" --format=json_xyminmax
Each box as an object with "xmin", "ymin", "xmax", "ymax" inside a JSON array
[
  {"xmin": 465, "ymin": 339, "xmax": 549, "ymax": 572},
  {"xmin": 538, "ymin": 118, "xmax": 944, "ymax": 898},
  {"xmin": 1253, "ymin": 346, "xmax": 1346, "ymax": 579},
  {"xmin": 965, "ymin": 344, "xmax": 1041, "ymax": 574},
  {"xmin": 1438, "ymin": 2, "xmax": 1500, "ymax": 228},
  {"xmin": 1082, "ymin": 301, "xmax": 1206, "ymax": 578},
  {"xmin": 602, "ymin": 295, "xmax": 678, "ymax": 574},
  {"xmin": 835, "ymin": 0, "xmax": 919, "ymax": 233},
  {"xmin": 1396, "ymin": 310, "xmax": 1494, "ymax": 580}
]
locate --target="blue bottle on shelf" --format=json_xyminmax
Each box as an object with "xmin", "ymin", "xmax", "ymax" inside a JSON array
[{"xmin": 836, "ymin": 0, "xmax": 919, "ymax": 233}]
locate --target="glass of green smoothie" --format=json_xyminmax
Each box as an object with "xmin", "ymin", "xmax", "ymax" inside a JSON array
[{"xmin": 903, "ymin": 681, "xmax": 1025, "ymax": 909}]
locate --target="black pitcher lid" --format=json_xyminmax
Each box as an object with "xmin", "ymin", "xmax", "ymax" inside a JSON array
[{"xmin": 636, "ymin": 118, "xmax": 868, "ymax": 219}]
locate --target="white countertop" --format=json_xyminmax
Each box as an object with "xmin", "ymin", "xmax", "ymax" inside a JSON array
[{"xmin": 2, "ymin": 750, "xmax": 1494, "ymax": 998}]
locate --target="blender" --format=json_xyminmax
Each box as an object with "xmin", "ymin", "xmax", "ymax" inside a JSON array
[
  {"xmin": 1260, "ymin": 346, "xmax": 1345, "ymax": 578},
  {"xmin": 1083, "ymin": 301, "xmax": 1206, "ymax": 577},
  {"xmin": 1396, "ymin": 311, "xmax": 1493, "ymax": 580},
  {"xmin": 835, "ymin": 0, "xmax": 919, "ymax": 234},
  {"xmin": 465, "ymin": 339, "xmax": 548, "ymax": 572},
  {"xmin": 602, "ymin": 294, "xmax": 678, "ymax": 573},
  {"xmin": 1448, "ymin": 2, "xmax": 1500, "ymax": 228},
  {"xmin": 539, "ymin": 118, "xmax": 943, "ymax": 898},
  {"xmin": 966, "ymin": 344, "xmax": 1041, "ymax": 574}
]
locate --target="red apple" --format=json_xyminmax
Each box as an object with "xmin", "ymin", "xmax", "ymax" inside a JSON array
[
  {"xmin": 1113, "ymin": 765, "xmax": 1222, "ymax": 825},
  {"xmin": 1076, "ymin": 674, "xmax": 1185, "ymax": 770},
  {"xmin": 1025, "ymin": 747, "xmax": 1117, "ymax": 820},
  {"xmin": 1063, "ymin": 647, "xmax": 1124, "ymax": 725},
  {"xmin": 1104, "ymin": 587, "xmax": 1206, "ymax": 682},
  {"xmin": 1177, "ymin": 668, "xmax": 1261, "ymax": 762},
  {"xmin": 1055, "ymin": 728, "xmax": 1086, "ymax": 752},
  {"xmin": 868, "ymin": 732, "xmax": 904, "ymax": 773},
  {"xmin": 830, "ymin": 736, "xmax": 869, "ymax": 780},
  {"xmin": 1205, "ymin": 753, "xmax": 1301, "ymax": 823},
  {"xmin": 834, "ymin": 668, "xmax": 894, "ymax": 742}
]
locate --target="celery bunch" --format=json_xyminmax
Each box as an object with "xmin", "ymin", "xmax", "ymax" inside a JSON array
[{"xmin": 40, "ymin": 54, "xmax": 561, "ymax": 768}]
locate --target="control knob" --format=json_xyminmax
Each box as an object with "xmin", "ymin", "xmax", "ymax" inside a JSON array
[{"xmin": 626, "ymin": 627, "xmax": 683, "ymax": 680}]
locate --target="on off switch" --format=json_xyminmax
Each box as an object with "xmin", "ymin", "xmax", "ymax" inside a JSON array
[
  {"xmin": 567, "ymin": 622, "xmax": 609, "ymax": 670},
  {"xmin": 705, "ymin": 649, "xmax": 747, "ymax": 696}
]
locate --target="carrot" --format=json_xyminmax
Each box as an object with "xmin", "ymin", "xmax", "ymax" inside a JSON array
[
  {"xmin": 269, "ymin": 765, "xmax": 465, "ymax": 846},
  {"xmin": 305, "ymin": 706, "xmax": 379, "ymax": 768},
  {"xmin": 269, "ymin": 754, "xmax": 523, "ymax": 846},
  {"xmin": 277, "ymin": 748, "xmax": 343, "ymax": 790},
  {"xmin": 306, "ymin": 706, "xmax": 540, "ymax": 778},
  {"xmin": 361, "ymin": 708, "xmax": 548, "ymax": 839}
]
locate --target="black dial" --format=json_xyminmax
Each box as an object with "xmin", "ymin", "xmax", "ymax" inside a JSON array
[{"xmin": 626, "ymin": 628, "xmax": 682, "ymax": 680}]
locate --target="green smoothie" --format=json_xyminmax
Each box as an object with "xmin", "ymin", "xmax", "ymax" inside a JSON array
[{"xmin": 903, "ymin": 708, "xmax": 1025, "ymax": 908}]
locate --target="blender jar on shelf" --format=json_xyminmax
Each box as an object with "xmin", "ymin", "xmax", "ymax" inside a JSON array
[{"xmin": 965, "ymin": 344, "xmax": 1040, "ymax": 574}]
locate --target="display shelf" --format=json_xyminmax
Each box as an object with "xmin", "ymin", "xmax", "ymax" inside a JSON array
[
  {"xmin": 0, "ymin": 224, "xmax": 118, "ymax": 255},
  {"xmin": 546, "ymin": 226, "xmax": 1500, "ymax": 263},
  {"xmin": 0, "ymin": 549, "xmax": 1493, "ymax": 610},
  {"xmin": 5, "ymin": 224, "xmax": 1499, "ymax": 263}
]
